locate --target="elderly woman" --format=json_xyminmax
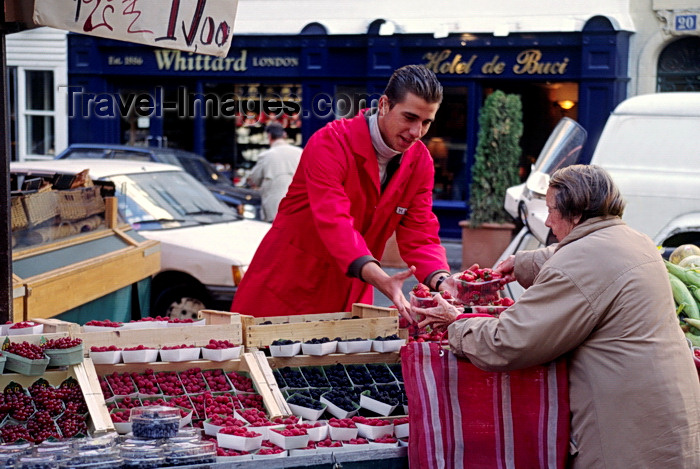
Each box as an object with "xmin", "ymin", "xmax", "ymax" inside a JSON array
[{"xmin": 421, "ymin": 165, "xmax": 700, "ymax": 468}]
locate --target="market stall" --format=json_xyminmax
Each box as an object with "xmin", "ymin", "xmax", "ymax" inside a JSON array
[
  {"xmin": 0, "ymin": 305, "xmax": 411, "ymax": 468},
  {"xmin": 10, "ymin": 173, "xmax": 160, "ymax": 323}
]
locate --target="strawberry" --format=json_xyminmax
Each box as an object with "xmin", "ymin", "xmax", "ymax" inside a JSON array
[{"xmin": 412, "ymin": 283, "xmax": 432, "ymax": 298}]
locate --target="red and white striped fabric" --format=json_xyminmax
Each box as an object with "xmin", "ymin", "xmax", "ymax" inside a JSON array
[{"xmin": 401, "ymin": 341, "xmax": 569, "ymax": 469}]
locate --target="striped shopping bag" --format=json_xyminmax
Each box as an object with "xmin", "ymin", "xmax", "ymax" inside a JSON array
[{"xmin": 401, "ymin": 341, "xmax": 569, "ymax": 469}]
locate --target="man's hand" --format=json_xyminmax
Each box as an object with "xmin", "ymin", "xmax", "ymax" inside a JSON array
[{"xmin": 361, "ymin": 263, "xmax": 416, "ymax": 324}]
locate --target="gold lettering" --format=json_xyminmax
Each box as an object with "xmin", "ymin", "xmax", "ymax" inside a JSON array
[
  {"xmin": 233, "ymin": 50, "xmax": 247, "ymax": 72},
  {"xmin": 513, "ymin": 49, "xmax": 569, "ymax": 75},
  {"xmin": 481, "ymin": 55, "xmax": 505, "ymax": 74},
  {"xmin": 423, "ymin": 50, "xmax": 452, "ymax": 73}
]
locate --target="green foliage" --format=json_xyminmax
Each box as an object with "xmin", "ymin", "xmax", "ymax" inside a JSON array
[{"xmin": 468, "ymin": 90, "xmax": 523, "ymax": 226}]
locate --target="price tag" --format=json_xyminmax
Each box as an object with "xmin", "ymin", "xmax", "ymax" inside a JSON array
[{"xmin": 33, "ymin": 0, "xmax": 238, "ymax": 57}]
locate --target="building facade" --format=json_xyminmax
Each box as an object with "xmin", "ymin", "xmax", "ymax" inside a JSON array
[{"xmin": 7, "ymin": 1, "xmax": 700, "ymax": 237}]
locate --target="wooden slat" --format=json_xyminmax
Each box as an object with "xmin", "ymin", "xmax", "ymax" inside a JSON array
[
  {"xmin": 267, "ymin": 351, "xmax": 401, "ymax": 369},
  {"xmin": 31, "ymin": 318, "xmax": 81, "ymax": 335},
  {"xmin": 79, "ymin": 323, "xmax": 243, "ymax": 352},
  {"xmin": 244, "ymin": 317, "xmax": 398, "ymax": 349},
  {"xmin": 242, "ymin": 352, "xmax": 283, "ymax": 419},
  {"xmin": 72, "ymin": 358, "xmax": 114, "ymax": 434},
  {"xmin": 253, "ymin": 350, "xmax": 291, "ymax": 415},
  {"xmin": 93, "ymin": 358, "xmax": 246, "ymax": 376},
  {"xmin": 199, "ymin": 309, "xmax": 242, "ymax": 326},
  {"xmin": 23, "ymin": 240, "xmax": 160, "ymax": 319}
]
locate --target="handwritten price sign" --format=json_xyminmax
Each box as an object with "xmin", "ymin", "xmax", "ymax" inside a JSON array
[{"xmin": 33, "ymin": 0, "xmax": 238, "ymax": 57}]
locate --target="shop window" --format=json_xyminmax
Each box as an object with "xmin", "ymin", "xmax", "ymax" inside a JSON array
[
  {"xmin": 423, "ymin": 87, "xmax": 468, "ymax": 201},
  {"xmin": 657, "ymin": 37, "xmax": 700, "ymax": 92},
  {"xmin": 199, "ymin": 83, "xmax": 302, "ymax": 173},
  {"xmin": 23, "ymin": 70, "xmax": 55, "ymax": 156}
]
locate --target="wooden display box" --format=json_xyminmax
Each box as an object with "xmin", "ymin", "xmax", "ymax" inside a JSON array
[
  {"xmin": 240, "ymin": 304, "xmax": 399, "ymax": 349},
  {"xmin": 12, "ymin": 222, "xmax": 160, "ymax": 322},
  {"xmin": 77, "ymin": 312, "xmax": 243, "ymax": 351},
  {"xmin": 92, "ymin": 351, "xmax": 286, "ymax": 420}
]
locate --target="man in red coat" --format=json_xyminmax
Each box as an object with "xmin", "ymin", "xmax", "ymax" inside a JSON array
[{"xmin": 231, "ymin": 65, "xmax": 450, "ymax": 323}]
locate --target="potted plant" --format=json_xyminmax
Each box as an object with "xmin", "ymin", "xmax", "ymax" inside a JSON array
[{"xmin": 460, "ymin": 90, "xmax": 523, "ymax": 269}]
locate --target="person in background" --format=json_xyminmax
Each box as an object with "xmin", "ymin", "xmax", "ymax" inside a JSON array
[
  {"xmin": 418, "ymin": 164, "xmax": 700, "ymax": 468},
  {"xmin": 247, "ymin": 122, "xmax": 303, "ymax": 222},
  {"xmin": 232, "ymin": 64, "xmax": 451, "ymax": 322}
]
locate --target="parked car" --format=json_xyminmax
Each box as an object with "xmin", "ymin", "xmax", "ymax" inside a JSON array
[
  {"xmin": 10, "ymin": 159, "xmax": 271, "ymax": 319},
  {"xmin": 500, "ymin": 92, "xmax": 700, "ymax": 300},
  {"xmin": 55, "ymin": 144, "xmax": 263, "ymax": 220}
]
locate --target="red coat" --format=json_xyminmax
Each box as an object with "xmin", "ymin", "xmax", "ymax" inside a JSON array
[{"xmin": 231, "ymin": 111, "xmax": 448, "ymax": 316}]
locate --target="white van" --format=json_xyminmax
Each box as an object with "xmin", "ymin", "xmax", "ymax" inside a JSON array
[
  {"xmin": 501, "ymin": 92, "xmax": 700, "ymax": 298},
  {"xmin": 588, "ymin": 92, "xmax": 700, "ymax": 246}
]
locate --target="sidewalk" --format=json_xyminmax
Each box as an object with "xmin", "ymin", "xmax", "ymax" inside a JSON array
[{"xmin": 374, "ymin": 239, "xmax": 462, "ymax": 308}]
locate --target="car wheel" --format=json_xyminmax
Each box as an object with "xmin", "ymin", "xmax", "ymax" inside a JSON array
[{"xmin": 152, "ymin": 285, "xmax": 207, "ymax": 320}]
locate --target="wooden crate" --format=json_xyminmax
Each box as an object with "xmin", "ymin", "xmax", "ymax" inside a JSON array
[
  {"xmin": 241, "ymin": 303, "xmax": 399, "ymax": 349},
  {"xmin": 78, "ymin": 320, "xmax": 243, "ymax": 353},
  {"xmin": 91, "ymin": 351, "xmax": 286, "ymax": 419},
  {"xmin": 0, "ymin": 358, "xmax": 114, "ymax": 435}
]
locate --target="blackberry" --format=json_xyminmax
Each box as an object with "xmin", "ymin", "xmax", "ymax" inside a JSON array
[
  {"xmin": 287, "ymin": 393, "xmax": 324, "ymax": 410},
  {"xmin": 279, "ymin": 367, "xmax": 308, "ymax": 388},
  {"xmin": 322, "ymin": 389, "xmax": 358, "ymax": 412},
  {"xmin": 345, "ymin": 364, "xmax": 373, "ymax": 386},
  {"xmin": 271, "ymin": 339, "xmax": 298, "ymax": 346},
  {"xmin": 374, "ymin": 334, "xmax": 401, "ymax": 341},
  {"xmin": 366, "ymin": 363, "xmax": 396, "ymax": 384},
  {"xmin": 300, "ymin": 367, "xmax": 330, "ymax": 387},
  {"xmin": 324, "ymin": 364, "xmax": 351, "ymax": 387},
  {"xmin": 387, "ymin": 363, "xmax": 404, "ymax": 382}
]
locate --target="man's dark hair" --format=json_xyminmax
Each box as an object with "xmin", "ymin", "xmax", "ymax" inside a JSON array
[
  {"xmin": 265, "ymin": 122, "xmax": 286, "ymax": 140},
  {"xmin": 383, "ymin": 64, "xmax": 443, "ymax": 108}
]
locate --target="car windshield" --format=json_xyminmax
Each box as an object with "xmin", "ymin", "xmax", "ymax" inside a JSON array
[
  {"xmin": 107, "ymin": 170, "xmax": 240, "ymax": 230},
  {"xmin": 151, "ymin": 149, "xmax": 233, "ymax": 188}
]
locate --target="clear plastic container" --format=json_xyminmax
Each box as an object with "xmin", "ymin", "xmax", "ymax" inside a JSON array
[
  {"xmin": 0, "ymin": 442, "xmax": 33, "ymax": 469},
  {"xmin": 15, "ymin": 455, "xmax": 56, "ymax": 469},
  {"xmin": 72, "ymin": 433, "xmax": 118, "ymax": 451},
  {"xmin": 163, "ymin": 441, "xmax": 216, "ymax": 466},
  {"xmin": 129, "ymin": 405, "xmax": 181, "ymax": 439},
  {"xmin": 453, "ymin": 276, "xmax": 504, "ymax": 306},
  {"xmin": 120, "ymin": 444, "xmax": 165, "ymax": 469},
  {"xmin": 57, "ymin": 447, "xmax": 122, "ymax": 469}
]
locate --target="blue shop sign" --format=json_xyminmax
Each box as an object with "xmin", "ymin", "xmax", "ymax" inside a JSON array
[
  {"xmin": 98, "ymin": 46, "xmax": 576, "ymax": 79},
  {"xmin": 102, "ymin": 48, "xmax": 301, "ymax": 76}
]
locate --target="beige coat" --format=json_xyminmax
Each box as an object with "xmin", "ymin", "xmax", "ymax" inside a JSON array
[{"xmin": 449, "ymin": 216, "xmax": 700, "ymax": 468}]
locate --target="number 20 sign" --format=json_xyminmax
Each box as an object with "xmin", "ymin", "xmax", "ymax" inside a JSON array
[{"xmin": 33, "ymin": 0, "xmax": 238, "ymax": 58}]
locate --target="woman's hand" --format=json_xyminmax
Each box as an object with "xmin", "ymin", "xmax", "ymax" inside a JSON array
[
  {"xmin": 414, "ymin": 293, "xmax": 462, "ymax": 332},
  {"xmin": 494, "ymin": 255, "xmax": 517, "ymax": 283}
]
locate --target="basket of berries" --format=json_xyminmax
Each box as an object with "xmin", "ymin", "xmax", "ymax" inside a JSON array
[
  {"xmin": 449, "ymin": 266, "xmax": 507, "ymax": 306},
  {"xmin": 41, "ymin": 337, "xmax": 84, "ymax": 366},
  {"xmin": 3, "ymin": 340, "xmax": 50, "ymax": 375}
]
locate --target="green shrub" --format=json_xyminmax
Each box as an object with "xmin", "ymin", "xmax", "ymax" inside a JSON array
[{"xmin": 468, "ymin": 90, "xmax": 523, "ymax": 226}]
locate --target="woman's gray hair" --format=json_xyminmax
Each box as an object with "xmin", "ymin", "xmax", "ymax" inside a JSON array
[
  {"xmin": 383, "ymin": 64, "xmax": 443, "ymax": 108},
  {"xmin": 549, "ymin": 164, "xmax": 626, "ymax": 222}
]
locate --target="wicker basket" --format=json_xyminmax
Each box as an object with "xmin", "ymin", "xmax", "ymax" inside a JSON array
[
  {"xmin": 11, "ymin": 195, "xmax": 28, "ymax": 231},
  {"xmin": 58, "ymin": 186, "xmax": 105, "ymax": 221},
  {"xmin": 22, "ymin": 190, "xmax": 59, "ymax": 227}
]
